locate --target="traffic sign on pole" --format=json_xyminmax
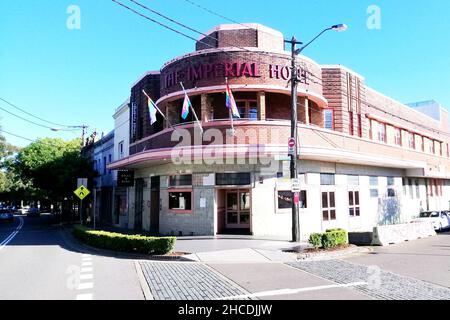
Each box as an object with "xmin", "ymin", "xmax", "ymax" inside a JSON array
[
  {"xmin": 74, "ymin": 185, "xmax": 90, "ymax": 200},
  {"xmin": 288, "ymin": 137, "xmax": 296, "ymax": 155},
  {"xmin": 291, "ymin": 178, "xmax": 300, "ymax": 193}
]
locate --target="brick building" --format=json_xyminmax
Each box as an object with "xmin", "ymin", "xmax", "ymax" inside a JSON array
[{"xmin": 108, "ymin": 23, "xmax": 450, "ymax": 239}]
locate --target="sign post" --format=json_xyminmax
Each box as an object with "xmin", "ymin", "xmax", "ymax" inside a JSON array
[{"xmin": 74, "ymin": 185, "xmax": 90, "ymax": 225}]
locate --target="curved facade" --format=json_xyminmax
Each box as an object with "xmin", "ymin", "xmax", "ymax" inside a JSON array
[{"xmin": 109, "ymin": 23, "xmax": 450, "ymax": 240}]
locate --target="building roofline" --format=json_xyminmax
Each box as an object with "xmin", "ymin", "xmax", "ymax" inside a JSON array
[
  {"xmin": 131, "ymin": 70, "xmax": 160, "ymax": 88},
  {"xmin": 198, "ymin": 23, "xmax": 283, "ymax": 41},
  {"xmin": 321, "ymin": 64, "xmax": 365, "ymax": 80}
]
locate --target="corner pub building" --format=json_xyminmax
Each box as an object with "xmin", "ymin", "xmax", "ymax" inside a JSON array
[{"xmin": 108, "ymin": 23, "xmax": 450, "ymax": 239}]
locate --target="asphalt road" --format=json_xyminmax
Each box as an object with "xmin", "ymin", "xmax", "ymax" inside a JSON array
[{"xmin": 0, "ymin": 214, "xmax": 144, "ymax": 300}]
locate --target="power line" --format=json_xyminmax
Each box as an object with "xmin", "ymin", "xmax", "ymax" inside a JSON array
[
  {"xmin": 0, "ymin": 97, "xmax": 78, "ymax": 128},
  {"xmin": 112, "ymin": 0, "xmax": 322, "ymax": 84},
  {"xmin": 0, "ymin": 101, "xmax": 81, "ymax": 132},
  {"xmin": 0, "ymin": 129, "xmax": 82, "ymax": 148}
]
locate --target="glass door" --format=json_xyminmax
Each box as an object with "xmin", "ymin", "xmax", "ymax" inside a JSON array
[{"xmin": 226, "ymin": 190, "xmax": 251, "ymax": 229}]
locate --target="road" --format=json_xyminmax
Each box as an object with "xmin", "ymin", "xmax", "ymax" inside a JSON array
[
  {"xmin": 1, "ymin": 214, "xmax": 450, "ymax": 300},
  {"xmin": 0, "ymin": 214, "xmax": 144, "ymax": 300}
]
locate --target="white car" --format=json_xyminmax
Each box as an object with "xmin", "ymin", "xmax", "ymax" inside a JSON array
[
  {"xmin": 413, "ymin": 211, "xmax": 450, "ymax": 231},
  {"xmin": 17, "ymin": 206, "xmax": 30, "ymax": 215}
]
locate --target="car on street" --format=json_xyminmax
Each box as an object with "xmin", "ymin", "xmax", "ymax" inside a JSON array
[
  {"xmin": 0, "ymin": 209, "xmax": 14, "ymax": 223},
  {"xmin": 27, "ymin": 207, "xmax": 41, "ymax": 218},
  {"xmin": 412, "ymin": 211, "xmax": 450, "ymax": 231},
  {"xmin": 17, "ymin": 206, "xmax": 30, "ymax": 215}
]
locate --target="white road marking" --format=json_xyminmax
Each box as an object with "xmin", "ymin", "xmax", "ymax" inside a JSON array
[
  {"xmin": 81, "ymin": 261, "xmax": 93, "ymax": 266},
  {"xmin": 81, "ymin": 267, "xmax": 93, "ymax": 273},
  {"xmin": 80, "ymin": 274, "xmax": 93, "ymax": 280},
  {"xmin": 77, "ymin": 282, "xmax": 94, "ymax": 290},
  {"xmin": 0, "ymin": 217, "xmax": 24, "ymax": 251},
  {"xmin": 76, "ymin": 293, "xmax": 93, "ymax": 300},
  {"xmin": 217, "ymin": 281, "xmax": 368, "ymax": 300}
]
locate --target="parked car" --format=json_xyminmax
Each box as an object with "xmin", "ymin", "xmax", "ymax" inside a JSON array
[
  {"xmin": 412, "ymin": 211, "xmax": 450, "ymax": 231},
  {"xmin": 0, "ymin": 209, "xmax": 14, "ymax": 223},
  {"xmin": 27, "ymin": 207, "xmax": 40, "ymax": 218}
]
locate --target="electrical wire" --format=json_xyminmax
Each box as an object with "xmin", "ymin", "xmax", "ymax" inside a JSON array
[{"xmin": 0, "ymin": 97, "xmax": 79, "ymax": 128}]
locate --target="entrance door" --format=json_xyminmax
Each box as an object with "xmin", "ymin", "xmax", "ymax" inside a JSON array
[
  {"xmin": 225, "ymin": 190, "xmax": 251, "ymax": 230},
  {"xmin": 134, "ymin": 179, "xmax": 144, "ymax": 231},
  {"xmin": 150, "ymin": 176, "xmax": 160, "ymax": 234}
]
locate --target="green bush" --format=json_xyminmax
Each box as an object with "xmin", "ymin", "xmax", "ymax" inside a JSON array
[
  {"xmin": 322, "ymin": 229, "xmax": 348, "ymax": 249},
  {"xmin": 73, "ymin": 225, "xmax": 176, "ymax": 255},
  {"xmin": 309, "ymin": 233, "xmax": 323, "ymax": 249},
  {"xmin": 308, "ymin": 229, "xmax": 348, "ymax": 249}
]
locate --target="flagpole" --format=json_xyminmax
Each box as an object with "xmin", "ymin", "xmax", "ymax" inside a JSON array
[
  {"xmin": 179, "ymin": 82, "xmax": 203, "ymax": 134},
  {"xmin": 142, "ymin": 90, "xmax": 177, "ymax": 130}
]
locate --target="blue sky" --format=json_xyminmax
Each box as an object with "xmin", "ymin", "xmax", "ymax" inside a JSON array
[{"xmin": 1, "ymin": 0, "xmax": 449, "ymax": 147}]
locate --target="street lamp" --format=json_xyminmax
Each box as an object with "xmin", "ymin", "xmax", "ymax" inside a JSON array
[{"xmin": 285, "ymin": 24, "xmax": 348, "ymax": 243}]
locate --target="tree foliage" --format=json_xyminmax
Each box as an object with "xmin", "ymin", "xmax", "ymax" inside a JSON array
[{"xmin": 8, "ymin": 138, "xmax": 96, "ymax": 201}]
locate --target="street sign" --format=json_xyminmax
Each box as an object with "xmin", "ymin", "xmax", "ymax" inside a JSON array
[
  {"xmin": 288, "ymin": 137, "xmax": 296, "ymax": 155},
  {"xmin": 291, "ymin": 178, "xmax": 301, "ymax": 193},
  {"xmin": 77, "ymin": 178, "xmax": 88, "ymax": 188},
  {"xmin": 74, "ymin": 185, "xmax": 90, "ymax": 200}
]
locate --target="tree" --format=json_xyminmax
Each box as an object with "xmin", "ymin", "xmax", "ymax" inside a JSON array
[{"xmin": 12, "ymin": 138, "xmax": 96, "ymax": 202}]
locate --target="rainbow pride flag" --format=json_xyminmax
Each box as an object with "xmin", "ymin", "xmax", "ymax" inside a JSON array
[
  {"xmin": 182, "ymin": 93, "xmax": 191, "ymax": 120},
  {"xmin": 226, "ymin": 84, "xmax": 240, "ymax": 118}
]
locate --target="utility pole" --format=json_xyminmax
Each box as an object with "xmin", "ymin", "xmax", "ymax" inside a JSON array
[{"xmin": 284, "ymin": 36, "xmax": 303, "ymax": 243}]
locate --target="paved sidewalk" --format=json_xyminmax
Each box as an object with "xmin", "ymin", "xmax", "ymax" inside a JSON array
[{"xmin": 139, "ymin": 261, "xmax": 251, "ymax": 300}]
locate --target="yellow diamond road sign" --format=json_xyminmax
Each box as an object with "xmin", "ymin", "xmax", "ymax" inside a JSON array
[{"xmin": 74, "ymin": 185, "xmax": 90, "ymax": 200}]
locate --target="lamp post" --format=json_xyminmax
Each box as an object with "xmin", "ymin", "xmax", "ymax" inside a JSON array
[{"xmin": 284, "ymin": 24, "xmax": 348, "ymax": 243}]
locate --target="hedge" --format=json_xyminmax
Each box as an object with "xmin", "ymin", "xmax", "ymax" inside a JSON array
[
  {"xmin": 73, "ymin": 225, "xmax": 176, "ymax": 255},
  {"xmin": 308, "ymin": 229, "xmax": 348, "ymax": 249}
]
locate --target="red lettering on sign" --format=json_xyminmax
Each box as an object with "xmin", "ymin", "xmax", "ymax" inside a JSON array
[
  {"xmin": 281, "ymin": 66, "xmax": 290, "ymax": 80},
  {"xmin": 224, "ymin": 63, "xmax": 235, "ymax": 77},
  {"xmin": 241, "ymin": 63, "xmax": 253, "ymax": 77}
]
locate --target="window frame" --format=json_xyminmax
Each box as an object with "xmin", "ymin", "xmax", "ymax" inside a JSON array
[
  {"xmin": 168, "ymin": 188, "xmax": 193, "ymax": 214},
  {"xmin": 323, "ymin": 109, "xmax": 334, "ymax": 130},
  {"xmin": 322, "ymin": 191, "xmax": 337, "ymax": 221},
  {"xmin": 348, "ymin": 190, "xmax": 361, "ymax": 217}
]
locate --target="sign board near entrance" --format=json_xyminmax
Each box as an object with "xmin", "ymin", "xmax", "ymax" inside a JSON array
[
  {"xmin": 118, "ymin": 171, "xmax": 135, "ymax": 187},
  {"xmin": 291, "ymin": 178, "xmax": 301, "ymax": 193}
]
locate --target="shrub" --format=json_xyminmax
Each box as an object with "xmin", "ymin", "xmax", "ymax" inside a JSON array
[
  {"xmin": 73, "ymin": 225, "xmax": 176, "ymax": 255},
  {"xmin": 322, "ymin": 229, "xmax": 348, "ymax": 249},
  {"xmin": 308, "ymin": 229, "xmax": 348, "ymax": 249},
  {"xmin": 309, "ymin": 233, "xmax": 323, "ymax": 249}
]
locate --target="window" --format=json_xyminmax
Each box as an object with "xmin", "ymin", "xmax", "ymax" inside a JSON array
[
  {"xmin": 348, "ymin": 175, "xmax": 359, "ymax": 186},
  {"xmin": 387, "ymin": 177, "xmax": 395, "ymax": 186},
  {"xmin": 394, "ymin": 128, "xmax": 402, "ymax": 146},
  {"xmin": 402, "ymin": 178, "xmax": 407, "ymax": 196},
  {"xmin": 216, "ymin": 173, "xmax": 251, "ymax": 186},
  {"xmin": 169, "ymin": 191, "xmax": 192, "ymax": 211},
  {"xmin": 118, "ymin": 141, "xmax": 124, "ymax": 159},
  {"xmin": 349, "ymin": 191, "xmax": 360, "ymax": 217},
  {"xmin": 357, "ymin": 114, "xmax": 362, "ymax": 138},
  {"xmin": 408, "ymin": 132, "xmax": 415, "ymax": 149},
  {"xmin": 408, "ymin": 179, "xmax": 414, "ymax": 198},
  {"xmin": 387, "ymin": 188, "xmax": 396, "ymax": 197},
  {"xmin": 415, "ymin": 179, "xmax": 420, "ymax": 199},
  {"xmin": 377, "ymin": 122, "xmax": 386, "ymax": 143},
  {"xmin": 322, "ymin": 191, "xmax": 336, "ymax": 221},
  {"xmin": 277, "ymin": 190, "xmax": 307, "ymax": 209},
  {"xmin": 108, "ymin": 154, "xmax": 112, "ymax": 174},
  {"xmin": 169, "ymin": 175, "xmax": 192, "ymax": 187},
  {"xmin": 420, "ymin": 136, "xmax": 425, "ymax": 152},
  {"xmin": 320, "ymin": 173, "xmax": 335, "ymax": 186},
  {"xmin": 349, "ymin": 111, "xmax": 354, "ymax": 135},
  {"xmin": 103, "ymin": 156, "xmax": 107, "ymax": 175},
  {"xmin": 324, "ymin": 109, "xmax": 334, "ymax": 130},
  {"xmin": 236, "ymin": 100, "xmax": 258, "ymax": 120},
  {"xmin": 370, "ymin": 176, "xmax": 379, "ymax": 186},
  {"xmin": 429, "ymin": 139, "xmax": 435, "ymax": 154}
]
